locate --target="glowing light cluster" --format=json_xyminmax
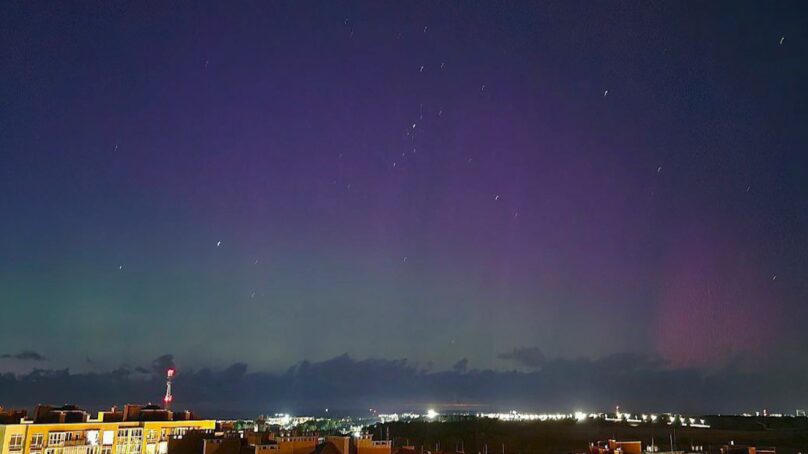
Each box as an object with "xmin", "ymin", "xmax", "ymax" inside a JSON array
[
  {"xmin": 264, "ymin": 413, "xmax": 313, "ymax": 428},
  {"xmin": 476, "ymin": 411, "xmax": 597, "ymax": 422}
]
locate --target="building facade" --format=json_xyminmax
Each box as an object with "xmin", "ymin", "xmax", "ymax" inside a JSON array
[{"xmin": 0, "ymin": 406, "xmax": 214, "ymax": 454}]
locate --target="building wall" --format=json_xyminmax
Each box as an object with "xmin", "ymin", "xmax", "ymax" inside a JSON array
[
  {"xmin": 356, "ymin": 438, "xmax": 391, "ymax": 454},
  {"xmin": 615, "ymin": 442, "xmax": 642, "ymax": 454},
  {"xmin": 1, "ymin": 425, "xmax": 29, "ymax": 454},
  {"xmin": 324, "ymin": 438, "xmax": 349, "ymax": 454},
  {"xmin": 203, "ymin": 439, "xmax": 243, "ymax": 454},
  {"xmin": 276, "ymin": 437, "xmax": 317, "ymax": 454},
  {"xmin": 143, "ymin": 420, "xmax": 215, "ymax": 454}
]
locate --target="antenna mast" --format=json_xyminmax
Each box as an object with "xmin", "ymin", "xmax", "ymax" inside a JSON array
[{"xmin": 164, "ymin": 368, "xmax": 175, "ymax": 410}]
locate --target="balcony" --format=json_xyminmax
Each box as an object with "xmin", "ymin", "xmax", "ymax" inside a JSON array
[{"xmin": 65, "ymin": 439, "xmax": 90, "ymax": 446}]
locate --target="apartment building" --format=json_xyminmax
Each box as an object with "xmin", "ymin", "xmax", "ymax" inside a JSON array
[{"xmin": 0, "ymin": 405, "xmax": 214, "ymax": 454}]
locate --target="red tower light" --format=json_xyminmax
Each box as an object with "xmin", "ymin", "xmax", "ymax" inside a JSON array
[{"xmin": 164, "ymin": 368, "xmax": 175, "ymax": 409}]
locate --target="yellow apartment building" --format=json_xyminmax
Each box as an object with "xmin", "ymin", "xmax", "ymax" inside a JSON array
[{"xmin": 0, "ymin": 405, "xmax": 214, "ymax": 454}]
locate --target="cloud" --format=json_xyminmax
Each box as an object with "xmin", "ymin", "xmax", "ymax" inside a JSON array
[
  {"xmin": 452, "ymin": 358, "xmax": 469, "ymax": 373},
  {"xmin": 1, "ymin": 351, "xmax": 45, "ymax": 361},
  {"xmin": 595, "ymin": 352, "xmax": 668, "ymax": 372},
  {"xmin": 150, "ymin": 354, "xmax": 175, "ymax": 374},
  {"xmin": 498, "ymin": 347, "xmax": 546, "ymax": 368},
  {"xmin": 0, "ymin": 352, "xmax": 805, "ymax": 418}
]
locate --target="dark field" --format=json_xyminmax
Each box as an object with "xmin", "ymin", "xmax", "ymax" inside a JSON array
[{"xmin": 372, "ymin": 418, "xmax": 808, "ymax": 454}]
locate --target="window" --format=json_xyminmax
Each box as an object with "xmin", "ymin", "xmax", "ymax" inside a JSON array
[
  {"xmin": 102, "ymin": 432, "xmax": 114, "ymax": 446},
  {"xmin": 86, "ymin": 431, "xmax": 99, "ymax": 447},
  {"xmin": 116, "ymin": 428, "xmax": 143, "ymax": 454},
  {"xmin": 32, "ymin": 435, "xmax": 45, "ymax": 448},
  {"xmin": 9, "ymin": 434, "xmax": 24, "ymax": 450},
  {"xmin": 117, "ymin": 429, "xmax": 142, "ymax": 440},
  {"xmin": 48, "ymin": 433, "xmax": 67, "ymax": 446}
]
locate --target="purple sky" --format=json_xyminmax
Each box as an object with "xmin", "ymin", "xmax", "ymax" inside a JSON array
[{"xmin": 1, "ymin": 1, "xmax": 807, "ymax": 412}]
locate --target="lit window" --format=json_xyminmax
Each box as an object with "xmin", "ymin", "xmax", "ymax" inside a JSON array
[
  {"xmin": 9, "ymin": 434, "xmax": 24, "ymax": 450},
  {"xmin": 86, "ymin": 431, "xmax": 99, "ymax": 446},
  {"xmin": 32, "ymin": 435, "xmax": 45, "ymax": 448},
  {"xmin": 48, "ymin": 433, "xmax": 67, "ymax": 446}
]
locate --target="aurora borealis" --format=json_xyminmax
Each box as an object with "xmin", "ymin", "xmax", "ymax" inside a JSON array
[{"xmin": 1, "ymin": 1, "xmax": 807, "ymax": 413}]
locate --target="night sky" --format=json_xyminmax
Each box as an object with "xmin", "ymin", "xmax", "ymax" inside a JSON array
[{"xmin": 1, "ymin": 1, "xmax": 807, "ymax": 414}]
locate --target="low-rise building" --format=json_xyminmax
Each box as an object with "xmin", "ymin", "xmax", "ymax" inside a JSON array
[
  {"xmin": 180, "ymin": 431, "xmax": 390, "ymax": 454},
  {"xmin": 590, "ymin": 440, "xmax": 642, "ymax": 454},
  {"xmin": 721, "ymin": 446, "xmax": 775, "ymax": 454}
]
